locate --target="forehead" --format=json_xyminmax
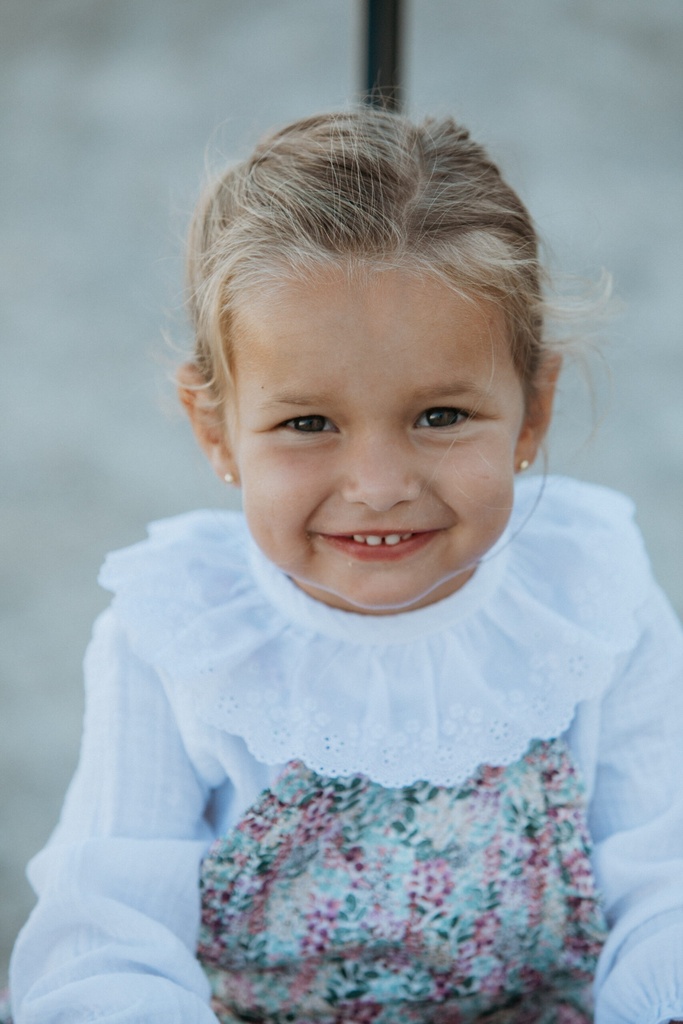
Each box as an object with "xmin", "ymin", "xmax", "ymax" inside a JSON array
[{"xmin": 231, "ymin": 266, "xmax": 514, "ymax": 385}]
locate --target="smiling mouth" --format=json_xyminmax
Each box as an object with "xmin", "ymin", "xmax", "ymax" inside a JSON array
[
  {"xmin": 351, "ymin": 532, "xmax": 414, "ymax": 546},
  {"xmin": 318, "ymin": 530, "xmax": 437, "ymax": 557}
]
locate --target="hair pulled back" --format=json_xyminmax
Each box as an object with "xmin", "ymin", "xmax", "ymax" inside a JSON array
[{"xmin": 186, "ymin": 109, "xmax": 547, "ymax": 410}]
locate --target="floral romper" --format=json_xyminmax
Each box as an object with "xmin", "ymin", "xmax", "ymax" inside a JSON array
[{"xmin": 198, "ymin": 738, "xmax": 606, "ymax": 1024}]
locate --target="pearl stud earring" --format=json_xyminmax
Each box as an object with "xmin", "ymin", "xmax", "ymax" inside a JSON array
[
  {"xmin": 518, "ymin": 459, "xmax": 530, "ymax": 472},
  {"xmin": 224, "ymin": 472, "xmax": 235, "ymax": 484}
]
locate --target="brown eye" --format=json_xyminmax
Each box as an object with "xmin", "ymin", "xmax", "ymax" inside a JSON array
[
  {"xmin": 284, "ymin": 415, "xmax": 331, "ymax": 432},
  {"xmin": 417, "ymin": 407, "xmax": 467, "ymax": 428}
]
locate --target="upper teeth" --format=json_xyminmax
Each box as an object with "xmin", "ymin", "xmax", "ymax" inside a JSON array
[{"xmin": 352, "ymin": 533, "xmax": 412, "ymax": 546}]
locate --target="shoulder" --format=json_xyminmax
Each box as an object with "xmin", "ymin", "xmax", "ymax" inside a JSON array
[
  {"xmin": 511, "ymin": 475, "xmax": 651, "ymax": 598},
  {"xmin": 97, "ymin": 509, "xmax": 252, "ymax": 664},
  {"xmin": 509, "ymin": 476, "xmax": 651, "ymax": 632},
  {"xmin": 100, "ymin": 509, "xmax": 248, "ymax": 574}
]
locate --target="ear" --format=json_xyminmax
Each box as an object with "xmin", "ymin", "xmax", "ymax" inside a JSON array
[
  {"xmin": 514, "ymin": 354, "xmax": 562, "ymax": 471},
  {"xmin": 177, "ymin": 363, "xmax": 239, "ymax": 485}
]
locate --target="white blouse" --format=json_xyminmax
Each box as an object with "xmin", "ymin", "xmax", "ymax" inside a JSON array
[{"xmin": 10, "ymin": 475, "xmax": 683, "ymax": 1024}]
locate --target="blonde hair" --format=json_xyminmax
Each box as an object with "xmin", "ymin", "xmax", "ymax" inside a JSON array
[{"xmin": 185, "ymin": 109, "xmax": 550, "ymax": 412}]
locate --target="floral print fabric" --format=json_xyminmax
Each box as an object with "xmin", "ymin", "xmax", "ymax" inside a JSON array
[{"xmin": 198, "ymin": 739, "xmax": 606, "ymax": 1024}]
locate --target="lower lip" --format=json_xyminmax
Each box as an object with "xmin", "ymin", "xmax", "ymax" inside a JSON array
[{"xmin": 319, "ymin": 531, "xmax": 438, "ymax": 562}]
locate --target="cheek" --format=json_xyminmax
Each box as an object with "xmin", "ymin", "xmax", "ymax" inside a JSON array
[
  {"xmin": 441, "ymin": 443, "xmax": 517, "ymax": 528},
  {"xmin": 444, "ymin": 435, "xmax": 516, "ymax": 486},
  {"xmin": 244, "ymin": 443, "xmax": 331, "ymax": 499},
  {"xmin": 239, "ymin": 447, "xmax": 327, "ymax": 547}
]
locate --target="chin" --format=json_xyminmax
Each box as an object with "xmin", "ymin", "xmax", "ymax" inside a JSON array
[{"xmin": 300, "ymin": 577, "xmax": 463, "ymax": 616}]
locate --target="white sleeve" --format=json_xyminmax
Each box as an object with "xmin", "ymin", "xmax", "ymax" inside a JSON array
[
  {"xmin": 9, "ymin": 609, "xmax": 221, "ymax": 1024},
  {"xmin": 591, "ymin": 585, "xmax": 683, "ymax": 1024}
]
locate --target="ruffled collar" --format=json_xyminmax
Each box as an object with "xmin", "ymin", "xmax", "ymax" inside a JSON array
[{"xmin": 100, "ymin": 476, "xmax": 648, "ymax": 787}]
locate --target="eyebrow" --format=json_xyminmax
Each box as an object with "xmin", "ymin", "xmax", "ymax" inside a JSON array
[
  {"xmin": 266, "ymin": 379, "xmax": 490, "ymax": 407},
  {"xmin": 407, "ymin": 380, "xmax": 491, "ymax": 402},
  {"xmin": 262, "ymin": 380, "xmax": 491, "ymax": 411},
  {"xmin": 268, "ymin": 392, "xmax": 333, "ymax": 407}
]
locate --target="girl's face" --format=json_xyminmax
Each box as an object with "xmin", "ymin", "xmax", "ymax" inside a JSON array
[{"xmin": 183, "ymin": 267, "xmax": 557, "ymax": 615}]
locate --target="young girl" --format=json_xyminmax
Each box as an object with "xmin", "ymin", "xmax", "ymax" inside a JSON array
[{"xmin": 7, "ymin": 110, "xmax": 683, "ymax": 1024}]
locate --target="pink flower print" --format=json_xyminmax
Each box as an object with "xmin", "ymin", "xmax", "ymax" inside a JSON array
[
  {"xmin": 562, "ymin": 847, "xmax": 596, "ymax": 899},
  {"xmin": 453, "ymin": 937, "xmax": 478, "ymax": 969},
  {"xmin": 405, "ymin": 857, "xmax": 456, "ymax": 943},
  {"xmin": 238, "ymin": 792, "xmax": 285, "ymax": 843},
  {"xmin": 432, "ymin": 1003, "xmax": 465, "ymax": 1024},
  {"xmin": 294, "ymin": 794, "xmax": 336, "ymax": 846},
  {"xmin": 527, "ymin": 891, "xmax": 550, "ymax": 937},
  {"xmin": 337, "ymin": 1002, "xmax": 384, "ymax": 1023},
  {"xmin": 483, "ymin": 837, "xmax": 502, "ymax": 871},
  {"xmin": 315, "ymin": 897, "xmax": 343, "ymax": 927},
  {"xmin": 478, "ymin": 764, "xmax": 506, "ymax": 789},
  {"xmin": 364, "ymin": 899, "xmax": 405, "ymax": 946},
  {"xmin": 473, "ymin": 910, "xmax": 499, "ymax": 953},
  {"xmin": 541, "ymin": 760, "xmax": 563, "ymax": 791},
  {"xmin": 521, "ymin": 828, "xmax": 555, "ymax": 931},
  {"xmin": 318, "ymin": 831, "xmax": 361, "ymax": 875},
  {"xmin": 211, "ymin": 971, "xmax": 259, "ymax": 1017},
  {"xmin": 477, "ymin": 962, "xmax": 509, "ymax": 999},
  {"xmin": 300, "ymin": 897, "xmax": 343, "ymax": 957},
  {"xmin": 555, "ymin": 1005, "xmax": 593, "ymax": 1024},
  {"xmin": 417, "ymin": 858, "xmax": 455, "ymax": 902},
  {"xmin": 498, "ymin": 828, "xmax": 526, "ymax": 868},
  {"xmin": 429, "ymin": 969, "xmax": 455, "ymax": 1000},
  {"xmin": 342, "ymin": 844, "xmax": 366, "ymax": 874},
  {"xmin": 518, "ymin": 962, "xmax": 546, "ymax": 994},
  {"xmin": 463, "ymin": 782, "xmax": 500, "ymax": 822}
]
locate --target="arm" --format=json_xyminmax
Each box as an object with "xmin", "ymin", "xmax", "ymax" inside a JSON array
[
  {"xmin": 590, "ymin": 586, "xmax": 683, "ymax": 1024},
  {"xmin": 10, "ymin": 610, "xmax": 221, "ymax": 1024}
]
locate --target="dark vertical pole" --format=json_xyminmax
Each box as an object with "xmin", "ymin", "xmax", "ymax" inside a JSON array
[{"xmin": 363, "ymin": 0, "xmax": 404, "ymax": 111}]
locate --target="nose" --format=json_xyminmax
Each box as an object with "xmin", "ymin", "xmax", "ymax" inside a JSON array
[{"xmin": 340, "ymin": 432, "xmax": 422, "ymax": 512}]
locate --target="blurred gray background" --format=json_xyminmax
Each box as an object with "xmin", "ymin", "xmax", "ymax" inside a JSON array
[{"xmin": 1, "ymin": 0, "xmax": 681, "ymax": 981}]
